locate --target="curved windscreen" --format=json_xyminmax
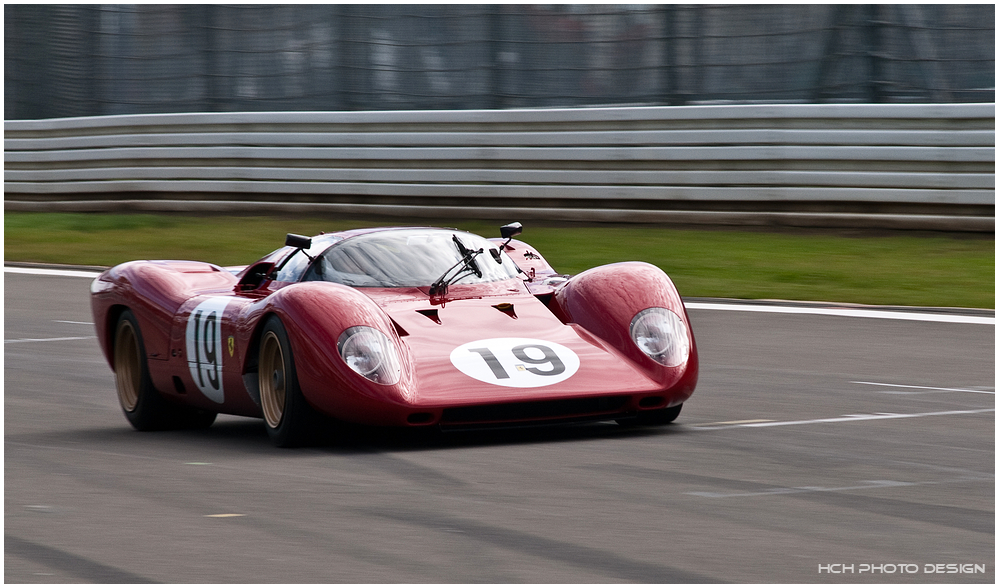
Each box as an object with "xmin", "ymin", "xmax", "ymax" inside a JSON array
[
  {"xmin": 270, "ymin": 234, "xmax": 342, "ymax": 282},
  {"xmin": 302, "ymin": 229, "xmax": 521, "ymax": 288}
]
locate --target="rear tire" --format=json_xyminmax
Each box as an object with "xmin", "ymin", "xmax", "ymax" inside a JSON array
[
  {"xmin": 617, "ymin": 403, "xmax": 682, "ymax": 427},
  {"xmin": 258, "ymin": 315, "xmax": 318, "ymax": 447},
  {"xmin": 114, "ymin": 310, "xmax": 217, "ymax": 431}
]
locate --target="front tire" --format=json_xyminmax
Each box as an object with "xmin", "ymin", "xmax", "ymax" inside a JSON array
[
  {"xmin": 258, "ymin": 315, "xmax": 318, "ymax": 447},
  {"xmin": 114, "ymin": 310, "xmax": 217, "ymax": 431}
]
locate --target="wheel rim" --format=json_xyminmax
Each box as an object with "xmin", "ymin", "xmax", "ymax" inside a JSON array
[
  {"xmin": 114, "ymin": 320, "xmax": 141, "ymax": 412},
  {"xmin": 259, "ymin": 331, "xmax": 286, "ymax": 429}
]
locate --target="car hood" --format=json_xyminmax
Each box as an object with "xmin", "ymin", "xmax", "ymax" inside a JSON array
[{"xmin": 364, "ymin": 286, "xmax": 663, "ymax": 407}]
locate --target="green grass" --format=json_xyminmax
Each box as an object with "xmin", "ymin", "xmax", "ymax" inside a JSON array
[{"xmin": 4, "ymin": 212, "xmax": 994, "ymax": 309}]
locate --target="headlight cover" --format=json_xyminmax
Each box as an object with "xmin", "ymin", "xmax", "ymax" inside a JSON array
[
  {"xmin": 629, "ymin": 307, "xmax": 690, "ymax": 367},
  {"xmin": 337, "ymin": 326, "xmax": 402, "ymax": 385}
]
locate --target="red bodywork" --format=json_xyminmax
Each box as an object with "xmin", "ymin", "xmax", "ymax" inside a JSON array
[{"xmin": 90, "ymin": 228, "xmax": 698, "ymax": 429}]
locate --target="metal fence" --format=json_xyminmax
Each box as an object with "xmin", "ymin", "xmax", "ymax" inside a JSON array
[
  {"xmin": 6, "ymin": 105, "xmax": 994, "ymax": 232},
  {"xmin": 5, "ymin": 4, "xmax": 995, "ymax": 120}
]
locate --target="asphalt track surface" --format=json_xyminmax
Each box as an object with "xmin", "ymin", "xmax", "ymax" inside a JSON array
[{"xmin": 4, "ymin": 269, "xmax": 994, "ymax": 583}]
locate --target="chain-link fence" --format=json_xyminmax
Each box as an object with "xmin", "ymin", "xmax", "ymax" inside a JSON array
[{"xmin": 5, "ymin": 4, "xmax": 995, "ymax": 120}]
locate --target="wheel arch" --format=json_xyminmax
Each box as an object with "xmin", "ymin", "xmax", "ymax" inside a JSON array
[
  {"xmin": 553, "ymin": 261, "xmax": 698, "ymax": 396},
  {"xmin": 245, "ymin": 282, "xmax": 418, "ymax": 421},
  {"xmin": 242, "ymin": 310, "xmax": 281, "ymax": 377}
]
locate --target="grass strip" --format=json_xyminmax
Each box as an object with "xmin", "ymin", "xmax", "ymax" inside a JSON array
[{"xmin": 4, "ymin": 212, "xmax": 994, "ymax": 309}]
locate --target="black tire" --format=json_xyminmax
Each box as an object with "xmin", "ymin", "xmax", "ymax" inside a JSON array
[
  {"xmin": 258, "ymin": 315, "xmax": 319, "ymax": 447},
  {"xmin": 174, "ymin": 407, "xmax": 219, "ymax": 430},
  {"xmin": 114, "ymin": 310, "xmax": 217, "ymax": 431},
  {"xmin": 617, "ymin": 403, "xmax": 682, "ymax": 427}
]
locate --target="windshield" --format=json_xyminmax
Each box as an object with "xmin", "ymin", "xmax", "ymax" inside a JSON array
[
  {"xmin": 269, "ymin": 234, "xmax": 342, "ymax": 282},
  {"xmin": 302, "ymin": 229, "xmax": 521, "ymax": 288}
]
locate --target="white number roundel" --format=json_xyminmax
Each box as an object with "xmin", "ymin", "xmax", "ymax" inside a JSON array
[{"xmin": 450, "ymin": 338, "xmax": 580, "ymax": 388}]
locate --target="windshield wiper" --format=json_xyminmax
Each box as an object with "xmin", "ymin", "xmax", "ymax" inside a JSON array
[
  {"xmin": 428, "ymin": 236, "xmax": 484, "ymax": 299},
  {"xmin": 450, "ymin": 235, "xmax": 482, "ymax": 278}
]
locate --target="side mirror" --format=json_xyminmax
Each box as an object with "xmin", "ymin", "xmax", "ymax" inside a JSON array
[
  {"xmin": 285, "ymin": 233, "xmax": 312, "ymax": 250},
  {"xmin": 272, "ymin": 233, "xmax": 316, "ymax": 277},
  {"xmin": 500, "ymin": 222, "xmax": 523, "ymax": 242}
]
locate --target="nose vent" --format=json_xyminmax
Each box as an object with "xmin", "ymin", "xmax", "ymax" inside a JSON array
[
  {"xmin": 416, "ymin": 309, "xmax": 441, "ymax": 324},
  {"xmin": 407, "ymin": 412, "xmax": 434, "ymax": 425},
  {"xmin": 493, "ymin": 303, "xmax": 517, "ymax": 319},
  {"xmin": 639, "ymin": 396, "xmax": 666, "ymax": 408},
  {"xmin": 390, "ymin": 318, "xmax": 410, "ymax": 337}
]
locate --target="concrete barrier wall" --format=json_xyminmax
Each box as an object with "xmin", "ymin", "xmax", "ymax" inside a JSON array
[{"xmin": 5, "ymin": 104, "xmax": 995, "ymax": 231}]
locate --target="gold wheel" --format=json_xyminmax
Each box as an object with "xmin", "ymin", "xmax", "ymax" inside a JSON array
[
  {"xmin": 114, "ymin": 319, "xmax": 141, "ymax": 412},
  {"xmin": 259, "ymin": 331, "xmax": 286, "ymax": 429}
]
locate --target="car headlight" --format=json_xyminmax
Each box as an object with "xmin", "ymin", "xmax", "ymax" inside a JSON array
[
  {"xmin": 629, "ymin": 307, "xmax": 690, "ymax": 367},
  {"xmin": 337, "ymin": 326, "xmax": 402, "ymax": 385}
]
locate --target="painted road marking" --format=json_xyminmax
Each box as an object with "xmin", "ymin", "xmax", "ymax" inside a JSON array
[
  {"xmin": 685, "ymin": 302, "xmax": 994, "ymax": 325},
  {"xmin": 53, "ymin": 320, "xmax": 94, "ymax": 325},
  {"xmin": 693, "ymin": 419, "xmax": 775, "ymax": 427},
  {"xmin": 5, "ymin": 336, "xmax": 97, "ymax": 344},
  {"xmin": 205, "ymin": 514, "xmax": 245, "ymax": 518},
  {"xmin": 7, "ymin": 265, "xmax": 994, "ymax": 324},
  {"xmin": 853, "ymin": 381, "xmax": 996, "ymax": 395},
  {"xmin": 5, "ymin": 266, "xmax": 102, "ymax": 278},
  {"xmin": 688, "ymin": 408, "xmax": 995, "ymax": 431},
  {"xmin": 687, "ymin": 476, "xmax": 993, "ymax": 499}
]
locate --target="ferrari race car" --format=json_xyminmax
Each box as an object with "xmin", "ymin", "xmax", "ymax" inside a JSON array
[{"xmin": 91, "ymin": 223, "xmax": 698, "ymax": 446}]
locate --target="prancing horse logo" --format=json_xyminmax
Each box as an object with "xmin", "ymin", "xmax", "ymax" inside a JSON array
[{"xmin": 227, "ymin": 336, "xmax": 235, "ymax": 357}]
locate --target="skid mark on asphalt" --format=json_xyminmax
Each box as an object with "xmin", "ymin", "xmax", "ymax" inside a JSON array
[
  {"xmin": 5, "ymin": 534, "xmax": 155, "ymax": 583},
  {"xmin": 580, "ymin": 465, "xmax": 993, "ymax": 533},
  {"xmin": 688, "ymin": 478, "xmax": 995, "ymax": 534},
  {"xmin": 361, "ymin": 507, "xmax": 719, "ymax": 583},
  {"xmin": 687, "ymin": 475, "xmax": 993, "ymax": 499}
]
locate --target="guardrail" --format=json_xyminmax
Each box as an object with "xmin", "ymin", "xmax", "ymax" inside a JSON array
[{"xmin": 5, "ymin": 104, "xmax": 994, "ymax": 232}]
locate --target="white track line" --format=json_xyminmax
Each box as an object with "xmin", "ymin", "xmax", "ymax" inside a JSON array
[
  {"xmin": 5, "ymin": 336, "xmax": 97, "ymax": 344},
  {"xmin": 688, "ymin": 408, "xmax": 995, "ymax": 431},
  {"xmin": 854, "ymin": 381, "xmax": 996, "ymax": 395},
  {"xmin": 685, "ymin": 301, "xmax": 994, "ymax": 325},
  {"xmin": 5, "ymin": 266, "xmax": 994, "ymax": 325},
  {"xmin": 5, "ymin": 266, "xmax": 102, "ymax": 278}
]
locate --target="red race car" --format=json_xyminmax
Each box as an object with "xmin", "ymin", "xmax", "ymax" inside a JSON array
[{"xmin": 91, "ymin": 223, "xmax": 698, "ymax": 446}]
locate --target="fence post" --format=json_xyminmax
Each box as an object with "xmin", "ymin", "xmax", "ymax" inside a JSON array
[
  {"xmin": 865, "ymin": 4, "xmax": 885, "ymax": 103},
  {"xmin": 662, "ymin": 5, "xmax": 679, "ymax": 106},
  {"xmin": 336, "ymin": 4, "xmax": 355, "ymax": 110},
  {"xmin": 200, "ymin": 5, "xmax": 221, "ymax": 112},
  {"xmin": 490, "ymin": 6, "xmax": 504, "ymax": 110}
]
